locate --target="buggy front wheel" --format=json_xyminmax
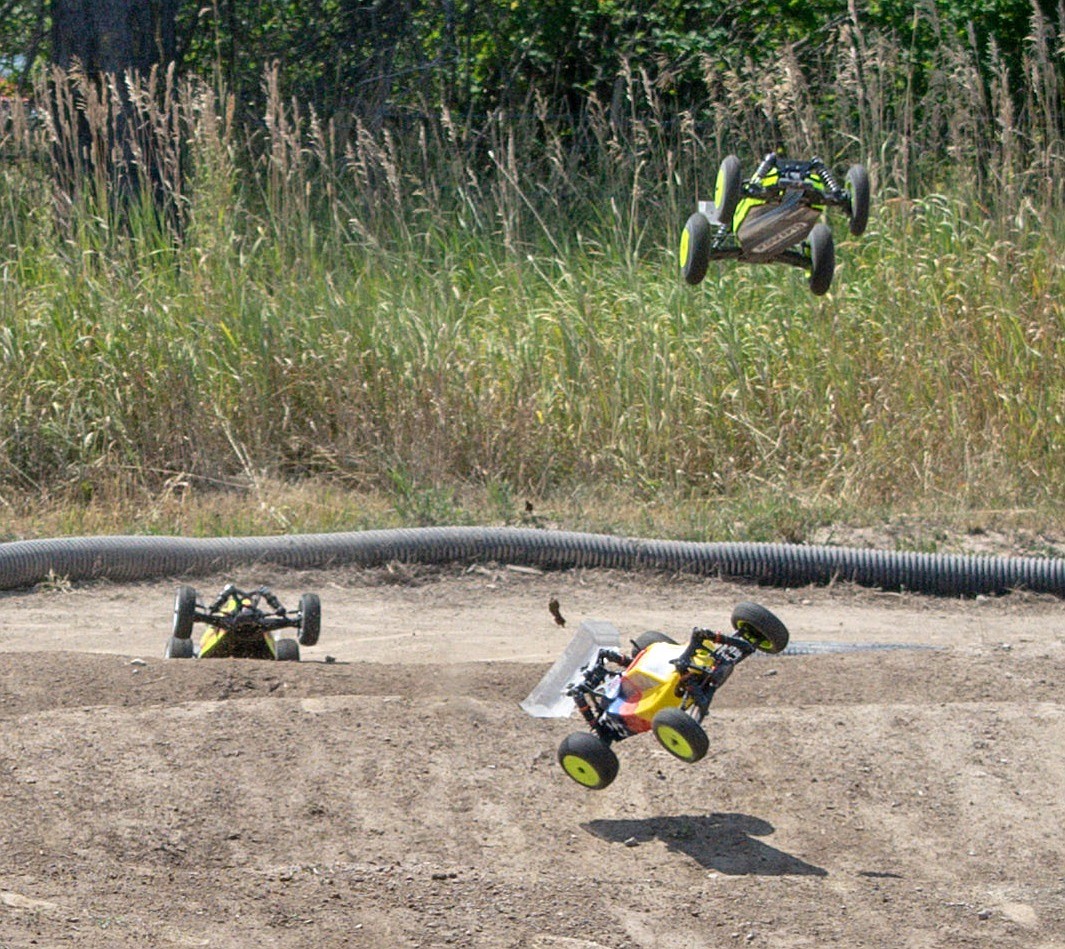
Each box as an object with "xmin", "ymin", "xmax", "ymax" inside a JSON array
[
  {"xmin": 558, "ymin": 732, "xmax": 619, "ymax": 790},
  {"xmin": 731, "ymin": 602, "xmax": 790, "ymax": 654},
  {"xmin": 172, "ymin": 585, "xmax": 197, "ymax": 640},
  {"xmin": 275, "ymin": 638, "xmax": 300, "ymax": 661},
  {"xmin": 652, "ymin": 708, "xmax": 709, "ymax": 763},
  {"xmin": 846, "ymin": 164, "xmax": 870, "ymax": 236},
  {"xmin": 298, "ymin": 593, "xmax": 321, "ymax": 647},
  {"xmin": 680, "ymin": 212, "xmax": 711, "ymax": 285},
  {"xmin": 631, "ymin": 630, "xmax": 677, "ymax": 654},
  {"xmin": 165, "ymin": 635, "xmax": 194, "ymax": 659},
  {"xmin": 808, "ymin": 223, "xmax": 835, "ymax": 295},
  {"xmin": 714, "ymin": 155, "xmax": 742, "ymax": 229}
]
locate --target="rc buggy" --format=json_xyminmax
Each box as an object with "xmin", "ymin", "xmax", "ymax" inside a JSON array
[
  {"xmin": 557, "ymin": 602, "xmax": 788, "ymax": 790},
  {"xmin": 680, "ymin": 152, "xmax": 870, "ymax": 295},
  {"xmin": 164, "ymin": 583, "xmax": 321, "ymax": 661}
]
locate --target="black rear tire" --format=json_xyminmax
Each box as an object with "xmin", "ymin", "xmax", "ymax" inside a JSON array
[
  {"xmin": 172, "ymin": 585, "xmax": 197, "ymax": 640},
  {"xmin": 808, "ymin": 223, "xmax": 835, "ymax": 295},
  {"xmin": 731, "ymin": 602, "xmax": 790, "ymax": 654},
  {"xmin": 275, "ymin": 638, "xmax": 300, "ymax": 661},
  {"xmin": 680, "ymin": 211, "xmax": 711, "ymax": 285},
  {"xmin": 631, "ymin": 630, "xmax": 677, "ymax": 653},
  {"xmin": 652, "ymin": 707, "xmax": 710, "ymax": 763},
  {"xmin": 165, "ymin": 635, "xmax": 194, "ymax": 659},
  {"xmin": 846, "ymin": 164, "xmax": 870, "ymax": 236},
  {"xmin": 558, "ymin": 732, "xmax": 620, "ymax": 790},
  {"xmin": 298, "ymin": 593, "xmax": 321, "ymax": 647},
  {"xmin": 714, "ymin": 155, "xmax": 742, "ymax": 229}
]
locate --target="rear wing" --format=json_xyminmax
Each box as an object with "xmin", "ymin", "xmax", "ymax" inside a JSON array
[{"xmin": 519, "ymin": 619, "xmax": 622, "ymax": 718}]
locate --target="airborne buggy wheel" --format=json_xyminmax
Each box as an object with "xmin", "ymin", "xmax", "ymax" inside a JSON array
[
  {"xmin": 558, "ymin": 732, "xmax": 619, "ymax": 790},
  {"xmin": 680, "ymin": 211, "xmax": 711, "ymax": 285},
  {"xmin": 298, "ymin": 593, "xmax": 321, "ymax": 647},
  {"xmin": 652, "ymin": 708, "xmax": 709, "ymax": 763},
  {"xmin": 275, "ymin": 638, "xmax": 300, "ymax": 662},
  {"xmin": 808, "ymin": 223, "xmax": 835, "ymax": 296},
  {"xmin": 165, "ymin": 635, "xmax": 194, "ymax": 659},
  {"xmin": 714, "ymin": 154, "xmax": 742, "ymax": 229},
  {"xmin": 172, "ymin": 585, "xmax": 197, "ymax": 640},
  {"xmin": 845, "ymin": 164, "xmax": 870, "ymax": 236},
  {"xmin": 731, "ymin": 602, "xmax": 790, "ymax": 654},
  {"xmin": 630, "ymin": 630, "xmax": 677, "ymax": 654}
]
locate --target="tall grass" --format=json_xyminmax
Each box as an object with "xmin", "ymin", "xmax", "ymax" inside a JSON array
[{"xmin": 0, "ymin": 10, "xmax": 1063, "ymax": 540}]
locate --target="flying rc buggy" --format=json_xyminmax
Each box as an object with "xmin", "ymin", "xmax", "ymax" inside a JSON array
[
  {"xmin": 680, "ymin": 152, "xmax": 870, "ymax": 295},
  {"xmin": 164, "ymin": 583, "xmax": 321, "ymax": 661},
  {"xmin": 557, "ymin": 602, "xmax": 789, "ymax": 790}
]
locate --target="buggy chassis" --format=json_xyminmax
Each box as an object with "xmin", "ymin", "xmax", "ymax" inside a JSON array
[
  {"xmin": 681, "ymin": 152, "xmax": 870, "ymax": 295},
  {"xmin": 164, "ymin": 583, "xmax": 321, "ymax": 661}
]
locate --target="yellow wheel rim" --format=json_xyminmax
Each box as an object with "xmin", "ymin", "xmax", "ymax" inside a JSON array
[
  {"xmin": 714, "ymin": 169, "xmax": 726, "ymax": 209},
  {"xmin": 561, "ymin": 753, "xmax": 604, "ymax": 788},
  {"xmin": 679, "ymin": 227, "xmax": 691, "ymax": 269},
  {"xmin": 736, "ymin": 621, "xmax": 772, "ymax": 652},
  {"xmin": 656, "ymin": 725, "xmax": 695, "ymax": 761}
]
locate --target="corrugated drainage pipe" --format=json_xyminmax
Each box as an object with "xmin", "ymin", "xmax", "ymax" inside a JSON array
[{"xmin": 1, "ymin": 527, "xmax": 1063, "ymax": 597}]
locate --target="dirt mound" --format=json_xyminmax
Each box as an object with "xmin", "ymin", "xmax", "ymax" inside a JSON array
[{"xmin": 1, "ymin": 568, "xmax": 1063, "ymax": 947}]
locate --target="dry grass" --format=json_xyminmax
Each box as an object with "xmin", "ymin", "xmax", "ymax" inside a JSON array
[{"xmin": 0, "ymin": 13, "xmax": 1063, "ymax": 545}]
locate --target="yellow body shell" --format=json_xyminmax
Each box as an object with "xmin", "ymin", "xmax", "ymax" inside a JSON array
[
  {"xmin": 197, "ymin": 595, "xmax": 277, "ymax": 659},
  {"xmin": 610, "ymin": 642, "xmax": 701, "ymax": 732}
]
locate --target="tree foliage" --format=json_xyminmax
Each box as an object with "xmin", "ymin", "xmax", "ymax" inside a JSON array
[{"xmin": 0, "ymin": 1, "xmax": 1054, "ymax": 124}]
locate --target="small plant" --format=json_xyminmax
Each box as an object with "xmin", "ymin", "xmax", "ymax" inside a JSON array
[
  {"xmin": 388, "ymin": 469, "xmax": 464, "ymax": 527},
  {"xmin": 35, "ymin": 570, "xmax": 73, "ymax": 594}
]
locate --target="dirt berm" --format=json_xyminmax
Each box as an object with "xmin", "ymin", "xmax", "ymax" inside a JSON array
[{"xmin": 0, "ymin": 564, "xmax": 1062, "ymax": 947}]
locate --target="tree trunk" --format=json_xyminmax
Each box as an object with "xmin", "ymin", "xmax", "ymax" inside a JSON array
[
  {"xmin": 51, "ymin": 0, "xmax": 178, "ymax": 74},
  {"xmin": 49, "ymin": 0, "xmax": 181, "ymax": 224}
]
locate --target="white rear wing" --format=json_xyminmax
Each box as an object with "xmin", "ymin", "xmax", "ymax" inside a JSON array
[{"xmin": 519, "ymin": 619, "xmax": 621, "ymax": 718}]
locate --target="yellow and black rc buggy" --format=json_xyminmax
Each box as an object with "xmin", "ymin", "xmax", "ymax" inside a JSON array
[
  {"xmin": 680, "ymin": 152, "xmax": 870, "ymax": 295},
  {"xmin": 164, "ymin": 583, "xmax": 321, "ymax": 661}
]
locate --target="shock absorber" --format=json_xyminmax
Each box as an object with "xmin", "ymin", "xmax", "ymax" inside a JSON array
[
  {"xmin": 812, "ymin": 158, "xmax": 841, "ymax": 194},
  {"xmin": 753, "ymin": 152, "xmax": 778, "ymax": 180}
]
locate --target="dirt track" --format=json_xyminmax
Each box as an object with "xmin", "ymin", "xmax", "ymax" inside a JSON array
[{"xmin": 1, "ymin": 563, "xmax": 1063, "ymax": 948}]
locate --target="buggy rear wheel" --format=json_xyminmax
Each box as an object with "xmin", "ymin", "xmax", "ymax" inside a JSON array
[
  {"xmin": 808, "ymin": 223, "xmax": 835, "ymax": 295},
  {"xmin": 275, "ymin": 638, "xmax": 300, "ymax": 661},
  {"xmin": 731, "ymin": 602, "xmax": 790, "ymax": 654},
  {"xmin": 652, "ymin": 708, "xmax": 709, "ymax": 763},
  {"xmin": 631, "ymin": 630, "xmax": 677, "ymax": 654},
  {"xmin": 165, "ymin": 635, "xmax": 194, "ymax": 659},
  {"xmin": 558, "ymin": 732, "xmax": 619, "ymax": 790},
  {"xmin": 680, "ymin": 211, "xmax": 711, "ymax": 285},
  {"xmin": 714, "ymin": 155, "xmax": 742, "ymax": 229},
  {"xmin": 298, "ymin": 593, "xmax": 321, "ymax": 647},
  {"xmin": 846, "ymin": 164, "xmax": 870, "ymax": 236},
  {"xmin": 172, "ymin": 585, "xmax": 197, "ymax": 640}
]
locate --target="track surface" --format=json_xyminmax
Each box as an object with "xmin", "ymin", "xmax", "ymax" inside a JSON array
[{"xmin": 1, "ymin": 563, "xmax": 1063, "ymax": 947}]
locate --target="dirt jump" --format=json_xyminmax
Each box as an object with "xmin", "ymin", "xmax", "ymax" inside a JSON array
[{"xmin": 0, "ymin": 561, "xmax": 1063, "ymax": 947}]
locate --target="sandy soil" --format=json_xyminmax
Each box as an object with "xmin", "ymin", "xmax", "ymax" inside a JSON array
[{"xmin": 0, "ymin": 562, "xmax": 1063, "ymax": 948}]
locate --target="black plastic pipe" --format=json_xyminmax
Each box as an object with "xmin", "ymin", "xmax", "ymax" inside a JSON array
[{"xmin": 1, "ymin": 527, "xmax": 1063, "ymax": 597}]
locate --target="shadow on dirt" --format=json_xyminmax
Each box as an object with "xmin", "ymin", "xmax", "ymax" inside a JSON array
[{"xmin": 582, "ymin": 812, "xmax": 827, "ymax": 876}]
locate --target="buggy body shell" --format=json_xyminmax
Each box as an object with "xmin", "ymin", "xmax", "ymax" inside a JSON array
[{"xmin": 599, "ymin": 641, "xmax": 688, "ymax": 734}]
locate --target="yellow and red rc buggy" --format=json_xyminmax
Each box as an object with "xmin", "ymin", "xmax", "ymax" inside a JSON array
[{"xmin": 557, "ymin": 602, "xmax": 789, "ymax": 789}]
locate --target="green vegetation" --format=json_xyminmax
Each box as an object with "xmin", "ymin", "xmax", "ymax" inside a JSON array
[{"xmin": 0, "ymin": 9, "xmax": 1063, "ymax": 551}]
